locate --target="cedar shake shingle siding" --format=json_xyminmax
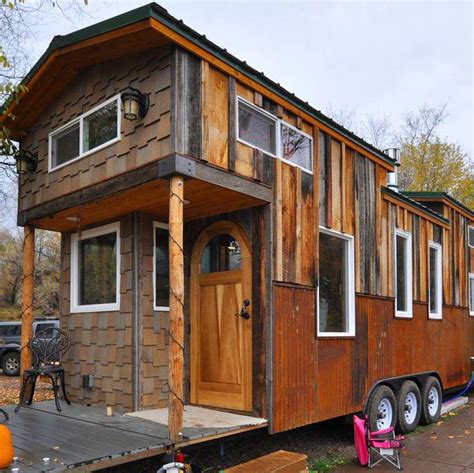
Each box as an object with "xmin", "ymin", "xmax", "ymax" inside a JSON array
[
  {"xmin": 60, "ymin": 213, "xmax": 170, "ymax": 411},
  {"xmin": 19, "ymin": 47, "xmax": 172, "ymax": 213}
]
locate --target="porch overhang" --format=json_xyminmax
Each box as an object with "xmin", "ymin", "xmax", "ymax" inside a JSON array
[{"xmin": 17, "ymin": 154, "xmax": 272, "ymax": 232}]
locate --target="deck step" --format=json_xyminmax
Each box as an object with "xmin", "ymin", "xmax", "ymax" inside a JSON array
[{"xmin": 225, "ymin": 450, "xmax": 307, "ymax": 473}]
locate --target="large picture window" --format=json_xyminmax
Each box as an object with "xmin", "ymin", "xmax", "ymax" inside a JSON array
[
  {"xmin": 49, "ymin": 95, "xmax": 121, "ymax": 171},
  {"xmin": 395, "ymin": 229, "xmax": 413, "ymax": 318},
  {"xmin": 237, "ymin": 97, "xmax": 313, "ymax": 173},
  {"xmin": 71, "ymin": 222, "xmax": 120, "ymax": 313},
  {"xmin": 428, "ymin": 241, "xmax": 442, "ymax": 319},
  {"xmin": 318, "ymin": 227, "xmax": 355, "ymax": 336},
  {"xmin": 153, "ymin": 222, "xmax": 170, "ymax": 311}
]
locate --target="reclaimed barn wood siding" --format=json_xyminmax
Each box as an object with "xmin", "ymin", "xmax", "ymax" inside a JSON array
[
  {"xmin": 19, "ymin": 47, "xmax": 172, "ymax": 213},
  {"xmin": 273, "ymin": 287, "xmax": 470, "ymax": 432}
]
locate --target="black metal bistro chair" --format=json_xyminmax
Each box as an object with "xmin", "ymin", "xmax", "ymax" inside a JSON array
[{"xmin": 15, "ymin": 328, "xmax": 71, "ymax": 413}]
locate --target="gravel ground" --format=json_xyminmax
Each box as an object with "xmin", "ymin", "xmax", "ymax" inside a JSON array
[
  {"xmin": 0, "ymin": 372, "xmax": 55, "ymax": 405},
  {"xmin": 103, "ymin": 416, "xmax": 355, "ymax": 472}
]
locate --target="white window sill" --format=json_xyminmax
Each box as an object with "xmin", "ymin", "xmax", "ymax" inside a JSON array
[
  {"xmin": 71, "ymin": 302, "xmax": 120, "ymax": 313},
  {"xmin": 317, "ymin": 331, "xmax": 355, "ymax": 338},
  {"xmin": 429, "ymin": 312, "xmax": 442, "ymax": 320},
  {"xmin": 395, "ymin": 311, "xmax": 413, "ymax": 319},
  {"xmin": 153, "ymin": 306, "xmax": 170, "ymax": 312}
]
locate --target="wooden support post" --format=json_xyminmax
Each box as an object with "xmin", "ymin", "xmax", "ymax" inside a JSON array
[
  {"xmin": 168, "ymin": 175, "xmax": 185, "ymax": 443},
  {"xmin": 20, "ymin": 225, "xmax": 35, "ymax": 378}
]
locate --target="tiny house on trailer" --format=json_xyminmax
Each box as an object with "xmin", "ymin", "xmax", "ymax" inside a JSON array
[{"xmin": 3, "ymin": 3, "xmax": 473, "ymax": 442}]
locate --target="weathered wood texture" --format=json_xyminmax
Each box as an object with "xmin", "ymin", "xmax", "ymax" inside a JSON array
[
  {"xmin": 273, "ymin": 160, "xmax": 315, "ymax": 286},
  {"xmin": 19, "ymin": 47, "xmax": 172, "ymax": 213},
  {"xmin": 20, "ymin": 225, "xmax": 35, "ymax": 377},
  {"xmin": 272, "ymin": 287, "xmax": 471, "ymax": 433}
]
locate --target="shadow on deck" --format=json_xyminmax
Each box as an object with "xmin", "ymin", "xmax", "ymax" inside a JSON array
[{"xmin": 2, "ymin": 401, "xmax": 267, "ymax": 472}]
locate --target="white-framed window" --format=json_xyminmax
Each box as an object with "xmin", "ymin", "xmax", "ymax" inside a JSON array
[
  {"xmin": 236, "ymin": 96, "xmax": 313, "ymax": 173},
  {"xmin": 317, "ymin": 227, "xmax": 355, "ymax": 337},
  {"xmin": 70, "ymin": 222, "xmax": 120, "ymax": 313},
  {"xmin": 428, "ymin": 241, "xmax": 442, "ymax": 319},
  {"xmin": 153, "ymin": 222, "xmax": 170, "ymax": 312},
  {"xmin": 394, "ymin": 228, "xmax": 413, "ymax": 318},
  {"xmin": 49, "ymin": 95, "xmax": 121, "ymax": 172},
  {"xmin": 469, "ymin": 273, "xmax": 474, "ymax": 317},
  {"xmin": 468, "ymin": 226, "xmax": 474, "ymax": 248}
]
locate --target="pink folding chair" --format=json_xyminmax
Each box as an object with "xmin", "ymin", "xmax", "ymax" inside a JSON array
[{"xmin": 353, "ymin": 415, "xmax": 404, "ymax": 470}]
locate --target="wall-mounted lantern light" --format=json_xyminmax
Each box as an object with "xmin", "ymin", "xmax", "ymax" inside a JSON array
[
  {"xmin": 15, "ymin": 150, "xmax": 38, "ymax": 175},
  {"xmin": 120, "ymin": 87, "xmax": 150, "ymax": 121}
]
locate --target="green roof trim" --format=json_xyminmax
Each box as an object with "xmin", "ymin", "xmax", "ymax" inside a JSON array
[
  {"xmin": 402, "ymin": 191, "xmax": 473, "ymax": 217},
  {"xmin": 9, "ymin": 2, "xmax": 395, "ymax": 167},
  {"xmin": 382, "ymin": 187, "xmax": 449, "ymax": 224}
]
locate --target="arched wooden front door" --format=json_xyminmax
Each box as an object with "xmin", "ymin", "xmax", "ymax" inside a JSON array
[{"xmin": 190, "ymin": 221, "xmax": 252, "ymax": 412}]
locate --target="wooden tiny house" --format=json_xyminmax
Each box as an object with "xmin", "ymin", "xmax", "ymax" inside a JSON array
[{"xmin": 2, "ymin": 2, "xmax": 473, "ymax": 443}]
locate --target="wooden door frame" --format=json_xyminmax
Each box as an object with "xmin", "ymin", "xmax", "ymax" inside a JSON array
[{"xmin": 190, "ymin": 220, "xmax": 252, "ymax": 412}]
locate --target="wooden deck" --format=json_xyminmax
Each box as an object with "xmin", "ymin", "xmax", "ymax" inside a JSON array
[{"xmin": 2, "ymin": 401, "xmax": 267, "ymax": 472}]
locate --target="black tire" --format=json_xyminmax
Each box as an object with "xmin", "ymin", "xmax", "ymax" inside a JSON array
[
  {"xmin": 396, "ymin": 380, "xmax": 422, "ymax": 433},
  {"xmin": 367, "ymin": 385, "xmax": 397, "ymax": 432},
  {"xmin": 420, "ymin": 376, "xmax": 442, "ymax": 425},
  {"xmin": 2, "ymin": 351, "xmax": 20, "ymax": 376}
]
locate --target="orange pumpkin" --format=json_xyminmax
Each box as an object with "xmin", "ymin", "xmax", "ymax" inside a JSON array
[{"xmin": 0, "ymin": 424, "xmax": 14, "ymax": 468}]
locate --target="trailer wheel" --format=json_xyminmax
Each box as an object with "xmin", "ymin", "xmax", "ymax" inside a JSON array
[
  {"xmin": 420, "ymin": 376, "xmax": 442, "ymax": 425},
  {"xmin": 367, "ymin": 385, "xmax": 397, "ymax": 432},
  {"xmin": 396, "ymin": 380, "xmax": 422, "ymax": 433}
]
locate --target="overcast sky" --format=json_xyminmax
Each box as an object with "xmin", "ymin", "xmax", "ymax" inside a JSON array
[{"xmin": 30, "ymin": 0, "xmax": 473, "ymax": 158}]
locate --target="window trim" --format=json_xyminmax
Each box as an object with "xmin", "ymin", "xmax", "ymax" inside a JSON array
[
  {"xmin": 70, "ymin": 222, "xmax": 121, "ymax": 313},
  {"xmin": 468, "ymin": 226, "xmax": 474, "ymax": 248},
  {"xmin": 469, "ymin": 273, "xmax": 474, "ymax": 317},
  {"xmin": 236, "ymin": 96, "xmax": 313, "ymax": 174},
  {"xmin": 317, "ymin": 226, "xmax": 356, "ymax": 337},
  {"xmin": 153, "ymin": 221, "xmax": 170, "ymax": 312},
  {"xmin": 428, "ymin": 241, "xmax": 443, "ymax": 320},
  {"xmin": 48, "ymin": 95, "xmax": 121, "ymax": 172},
  {"xmin": 394, "ymin": 228, "xmax": 413, "ymax": 318}
]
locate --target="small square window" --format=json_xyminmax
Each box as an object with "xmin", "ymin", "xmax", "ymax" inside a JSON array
[
  {"xmin": 51, "ymin": 122, "xmax": 80, "ymax": 168},
  {"xmin": 280, "ymin": 123, "xmax": 313, "ymax": 172},
  {"xmin": 83, "ymin": 100, "xmax": 118, "ymax": 153},
  {"xmin": 237, "ymin": 99, "xmax": 277, "ymax": 155}
]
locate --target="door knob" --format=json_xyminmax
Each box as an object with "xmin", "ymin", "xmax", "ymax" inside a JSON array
[{"xmin": 236, "ymin": 300, "xmax": 251, "ymax": 320}]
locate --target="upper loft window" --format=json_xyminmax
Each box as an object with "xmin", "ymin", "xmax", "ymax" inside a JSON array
[
  {"xmin": 237, "ymin": 97, "xmax": 313, "ymax": 173},
  {"xmin": 49, "ymin": 95, "xmax": 121, "ymax": 171},
  {"xmin": 395, "ymin": 229, "xmax": 413, "ymax": 318},
  {"xmin": 238, "ymin": 99, "xmax": 277, "ymax": 156},
  {"xmin": 280, "ymin": 122, "xmax": 312, "ymax": 171},
  {"xmin": 428, "ymin": 241, "xmax": 442, "ymax": 319},
  {"xmin": 468, "ymin": 226, "xmax": 474, "ymax": 248}
]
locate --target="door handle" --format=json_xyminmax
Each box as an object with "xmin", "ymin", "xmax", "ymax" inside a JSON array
[{"xmin": 236, "ymin": 299, "xmax": 251, "ymax": 320}]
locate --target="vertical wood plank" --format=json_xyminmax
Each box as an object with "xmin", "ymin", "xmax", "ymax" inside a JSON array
[
  {"xmin": 228, "ymin": 76, "xmax": 237, "ymax": 172},
  {"xmin": 168, "ymin": 176, "xmax": 185, "ymax": 442},
  {"xmin": 325, "ymin": 135, "xmax": 333, "ymax": 229},
  {"xmin": 200, "ymin": 61, "xmax": 209, "ymax": 163},
  {"xmin": 274, "ymin": 159, "xmax": 283, "ymax": 281},
  {"xmin": 20, "ymin": 225, "xmax": 35, "ymax": 378},
  {"xmin": 313, "ymin": 127, "xmax": 320, "ymax": 287}
]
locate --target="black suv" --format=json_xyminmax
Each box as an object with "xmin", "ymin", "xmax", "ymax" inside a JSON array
[{"xmin": 0, "ymin": 318, "xmax": 60, "ymax": 376}]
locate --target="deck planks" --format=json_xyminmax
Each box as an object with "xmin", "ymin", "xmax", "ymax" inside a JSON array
[{"xmin": 1, "ymin": 401, "xmax": 267, "ymax": 472}]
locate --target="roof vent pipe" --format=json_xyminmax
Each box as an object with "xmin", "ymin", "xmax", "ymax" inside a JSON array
[{"xmin": 384, "ymin": 148, "xmax": 401, "ymax": 192}]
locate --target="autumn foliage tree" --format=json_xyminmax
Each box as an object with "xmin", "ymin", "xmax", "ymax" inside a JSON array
[{"xmin": 396, "ymin": 106, "xmax": 473, "ymax": 208}]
